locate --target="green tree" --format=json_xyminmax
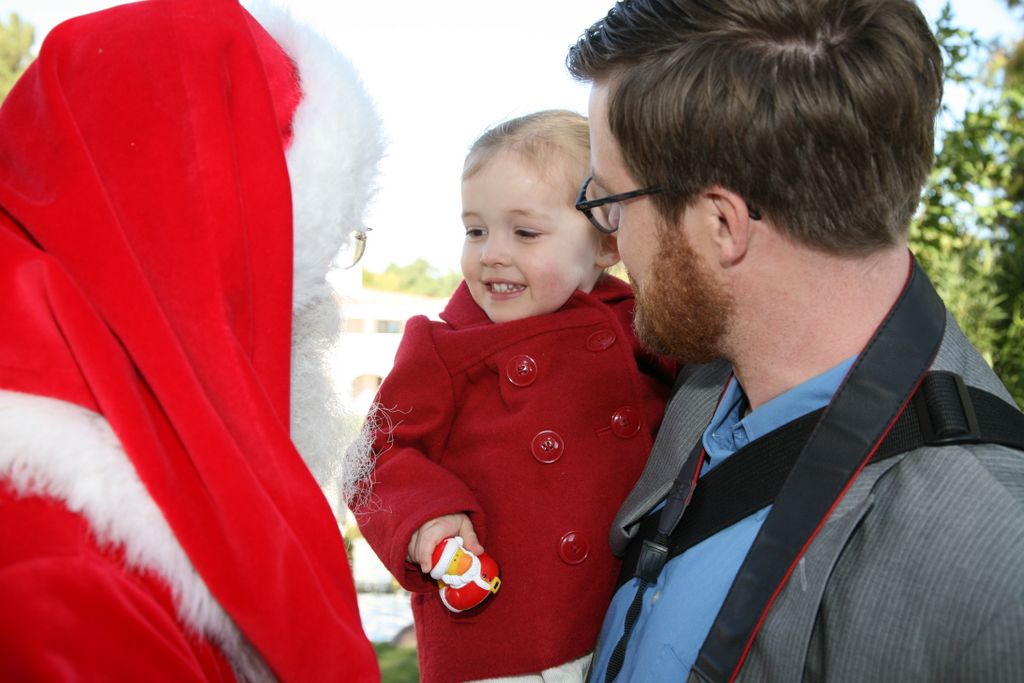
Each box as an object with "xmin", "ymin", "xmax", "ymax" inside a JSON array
[
  {"xmin": 913, "ymin": 6, "xmax": 1024, "ymax": 406},
  {"xmin": 996, "ymin": 0, "xmax": 1024, "ymax": 406},
  {"xmin": 363, "ymin": 259, "xmax": 462, "ymax": 298},
  {"xmin": 0, "ymin": 13, "xmax": 34, "ymax": 101}
]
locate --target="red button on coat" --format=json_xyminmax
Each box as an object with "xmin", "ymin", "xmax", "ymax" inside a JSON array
[
  {"xmin": 506, "ymin": 355, "xmax": 538, "ymax": 387},
  {"xmin": 531, "ymin": 430, "xmax": 564, "ymax": 463},
  {"xmin": 585, "ymin": 329, "xmax": 617, "ymax": 351},
  {"xmin": 610, "ymin": 406, "xmax": 642, "ymax": 439},
  {"xmin": 558, "ymin": 532, "xmax": 590, "ymax": 565}
]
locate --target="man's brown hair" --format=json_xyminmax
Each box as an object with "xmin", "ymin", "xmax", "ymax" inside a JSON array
[{"xmin": 567, "ymin": 0, "xmax": 943, "ymax": 253}]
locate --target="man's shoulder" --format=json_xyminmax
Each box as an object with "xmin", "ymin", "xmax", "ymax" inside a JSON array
[
  {"xmin": 853, "ymin": 439, "xmax": 1024, "ymax": 596},
  {"xmin": 911, "ymin": 310, "xmax": 1024, "ymax": 502},
  {"xmin": 880, "ymin": 439, "xmax": 1024, "ymax": 511},
  {"xmin": 758, "ymin": 436, "xmax": 1024, "ymax": 683},
  {"xmin": 933, "ymin": 311, "xmax": 1018, "ymax": 402}
]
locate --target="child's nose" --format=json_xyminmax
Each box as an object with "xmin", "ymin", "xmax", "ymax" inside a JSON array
[{"xmin": 479, "ymin": 235, "xmax": 510, "ymax": 266}]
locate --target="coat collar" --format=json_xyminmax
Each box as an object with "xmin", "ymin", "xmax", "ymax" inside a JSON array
[{"xmin": 440, "ymin": 274, "xmax": 634, "ymax": 329}]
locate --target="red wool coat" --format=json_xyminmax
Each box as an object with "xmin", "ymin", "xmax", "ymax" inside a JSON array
[{"xmin": 356, "ymin": 277, "xmax": 674, "ymax": 682}]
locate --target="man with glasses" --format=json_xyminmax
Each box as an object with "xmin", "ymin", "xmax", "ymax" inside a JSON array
[{"xmin": 568, "ymin": 1, "xmax": 1024, "ymax": 681}]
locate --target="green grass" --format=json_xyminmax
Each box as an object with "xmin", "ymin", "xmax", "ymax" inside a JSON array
[{"xmin": 373, "ymin": 642, "xmax": 419, "ymax": 683}]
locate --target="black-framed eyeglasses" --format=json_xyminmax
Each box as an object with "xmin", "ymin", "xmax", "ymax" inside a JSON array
[{"xmin": 575, "ymin": 175, "xmax": 662, "ymax": 234}]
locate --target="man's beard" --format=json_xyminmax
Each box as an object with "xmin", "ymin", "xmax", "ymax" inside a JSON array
[
  {"xmin": 632, "ymin": 228, "xmax": 734, "ymax": 363},
  {"xmin": 290, "ymin": 295, "xmax": 374, "ymax": 514}
]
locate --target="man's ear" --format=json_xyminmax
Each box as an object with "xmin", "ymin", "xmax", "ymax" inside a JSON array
[
  {"xmin": 705, "ymin": 186, "xmax": 756, "ymax": 268},
  {"xmin": 595, "ymin": 233, "xmax": 621, "ymax": 269}
]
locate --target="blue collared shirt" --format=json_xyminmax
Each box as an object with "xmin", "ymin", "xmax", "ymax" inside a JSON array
[{"xmin": 590, "ymin": 357, "xmax": 856, "ymax": 683}]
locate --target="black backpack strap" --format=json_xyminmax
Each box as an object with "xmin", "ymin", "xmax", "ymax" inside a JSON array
[
  {"xmin": 604, "ymin": 438, "xmax": 707, "ymax": 682},
  {"xmin": 615, "ymin": 371, "xmax": 1024, "ymax": 592},
  {"xmin": 885, "ymin": 370, "xmax": 1024, "ymax": 453}
]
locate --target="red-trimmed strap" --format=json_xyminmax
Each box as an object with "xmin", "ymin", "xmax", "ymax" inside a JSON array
[{"xmin": 693, "ymin": 257, "xmax": 946, "ymax": 683}]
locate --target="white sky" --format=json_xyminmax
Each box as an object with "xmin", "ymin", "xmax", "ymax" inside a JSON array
[{"xmin": 2, "ymin": 0, "xmax": 1020, "ymax": 274}]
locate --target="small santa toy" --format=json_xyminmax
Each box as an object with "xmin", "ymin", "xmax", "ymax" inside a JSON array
[{"xmin": 430, "ymin": 536, "xmax": 502, "ymax": 612}]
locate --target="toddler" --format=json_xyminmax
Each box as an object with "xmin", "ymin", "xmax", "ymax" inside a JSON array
[{"xmin": 354, "ymin": 110, "xmax": 674, "ymax": 683}]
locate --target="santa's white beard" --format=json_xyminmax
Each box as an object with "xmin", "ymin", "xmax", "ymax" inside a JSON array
[{"xmin": 290, "ymin": 295, "xmax": 374, "ymax": 514}]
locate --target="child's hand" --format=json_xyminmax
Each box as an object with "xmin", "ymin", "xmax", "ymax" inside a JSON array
[{"xmin": 408, "ymin": 514, "xmax": 483, "ymax": 574}]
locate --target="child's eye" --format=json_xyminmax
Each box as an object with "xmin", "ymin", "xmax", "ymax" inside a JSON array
[
  {"xmin": 465, "ymin": 227, "xmax": 486, "ymax": 239},
  {"xmin": 515, "ymin": 228, "xmax": 541, "ymax": 240}
]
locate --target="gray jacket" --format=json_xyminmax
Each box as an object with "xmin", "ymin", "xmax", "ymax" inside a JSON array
[{"xmin": 611, "ymin": 314, "xmax": 1024, "ymax": 682}]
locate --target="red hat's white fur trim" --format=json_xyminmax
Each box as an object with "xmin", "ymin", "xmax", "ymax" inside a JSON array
[{"xmin": 249, "ymin": 1, "xmax": 384, "ymax": 315}]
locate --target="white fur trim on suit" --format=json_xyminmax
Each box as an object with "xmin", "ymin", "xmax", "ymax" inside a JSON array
[
  {"xmin": 0, "ymin": 390, "xmax": 273, "ymax": 683},
  {"xmin": 249, "ymin": 1, "xmax": 384, "ymax": 315}
]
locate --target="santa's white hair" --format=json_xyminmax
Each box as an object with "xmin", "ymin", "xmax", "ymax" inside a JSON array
[{"xmin": 260, "ymin": 0, "xmax": 385, "ymax": 507}]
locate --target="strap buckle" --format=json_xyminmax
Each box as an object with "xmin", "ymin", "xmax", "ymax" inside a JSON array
[
  {"xmin": 636, "ymin": 538, "xmax": 669, "ymax": 583},
  {"xmin": 914, "ymin": 371, "xmax": 981, "ymax": 445}
]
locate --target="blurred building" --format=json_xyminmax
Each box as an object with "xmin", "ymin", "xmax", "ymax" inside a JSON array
[{"xmin": 328, "ymin": 267, "xmax": 448, "ymax": 415}]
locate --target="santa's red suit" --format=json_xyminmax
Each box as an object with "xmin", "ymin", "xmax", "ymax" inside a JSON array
[{"xmin": 0, "ymin": 0, "xmax": 382, "ymax": 680}]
